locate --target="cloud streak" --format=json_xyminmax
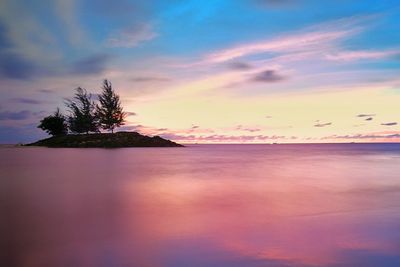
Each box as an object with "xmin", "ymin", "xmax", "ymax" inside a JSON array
[
  {"xmin": 0, "ymin": 110, "xmax": 30, "ymax": 120},
  {"xmin": 107, "ymin": 23, "xmax": 157, "ymax": 48},
  {"xmin": 381, "ymin": 122, "xmax": 397, "ymax": 126},
  {"xmin": 325, "ymin": 50, "xmax": 400, "ymax": 61},
  {"xmin": 70, "ymin": 54, "xmax": 111, "ymax": 75},
  {"xmin": 314, "ymin": 122, "xmax": 332, "ymax": 127},
  {"xmin": 251, "ymin": 70, "xmax": 285, "ymax": 82},
  {"xmin": 203, "ymin": 16, "xmax": 365, "ymax": 63},
  {"xmin": 10, "ymin": 98, "xmax": 45, "ymax": 105}
]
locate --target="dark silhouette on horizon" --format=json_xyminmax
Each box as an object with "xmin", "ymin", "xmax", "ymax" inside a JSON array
[
  {"xmin": 37, "ymin": 108, "xmax": 68, "ymax": 136},
  {"xmin": 38, "ymin": 79, "xmax": 127, "ymax": 136},
  {"xmin": 95, "ymin": 79, "xmax": 126, "ymax": 133}
]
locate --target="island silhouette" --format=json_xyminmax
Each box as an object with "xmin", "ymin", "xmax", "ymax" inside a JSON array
[{"xmin": 28, "ymin": 79, "xmax": 183, "ymax": 148}]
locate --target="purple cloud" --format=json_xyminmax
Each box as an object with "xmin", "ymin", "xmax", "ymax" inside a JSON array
[
  {"xmin": 70, "ymin": 54, "xmax": 111, "ymax": 75},
  {"xmin": 226, "ymin": 61, "xmax": 253, "ymax": 71},
  {"xmin": 251, "ymin": 70, "xmax": 285, "ymax": 83},
  {"xmin": 0, "ymin": 110, "xmax": 31, "ymax": 120},
  {"xmin": 11, "ymin": 98, "xmax": 44, "ymax": 105}
]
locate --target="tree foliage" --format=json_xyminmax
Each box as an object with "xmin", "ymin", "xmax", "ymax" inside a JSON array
[
  {"xmin": 65, "ymin": 87, "xmax": 98, "ymax": 134},
  {"xmin": 38, "ymin": 108, "xmax": 68, "ymax": 136},
  {"xmin": 96, "ymin": 79, "xmax": 126, "ymax": 133}
]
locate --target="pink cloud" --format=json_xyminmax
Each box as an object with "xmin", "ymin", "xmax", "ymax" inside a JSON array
[{"xmin": 203, "ymin": 15, "xmax": 373, "ymax": 63}]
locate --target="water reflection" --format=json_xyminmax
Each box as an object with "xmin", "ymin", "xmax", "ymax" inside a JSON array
[{"xmin": 2, "ymin": 144, "xmax": 400, "ymax": 266}]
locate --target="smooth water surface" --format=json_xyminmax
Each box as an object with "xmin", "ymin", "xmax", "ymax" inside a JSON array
[{"xmin": 2, "ymin": 144, "xmax": 400, "ymax": 266}]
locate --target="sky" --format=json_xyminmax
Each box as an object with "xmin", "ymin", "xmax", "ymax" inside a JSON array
[{"xmin": 0, "ymin": 0, "xmax": 399, "ymax": 144}]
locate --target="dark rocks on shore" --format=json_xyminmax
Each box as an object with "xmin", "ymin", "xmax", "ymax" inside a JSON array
[{"xmin": 26, "ymin": 131, "xmax": 183, "ymax": 148}]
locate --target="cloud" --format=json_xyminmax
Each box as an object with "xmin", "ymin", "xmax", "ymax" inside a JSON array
[
  {"xmin": 325, "ymin": 50, "xmax": 400, "ymax": 61},
  {"xmin": 159, "ymin": 133, "xmax": 287, "ymax": 143},
  {"xmin": 357, "ymin": 114, "xmax": 376, "ymax": 117},
  {"xmin": 226, "ymin": 61, "xmax": 253, "ymax": 71},
  {"xmin": 236, "ymin": 125, "xmax": 262, "ymax": 132},
  {"xmin": 0, "ymin": 23, "xmax": 38, "ymax": 79},
  {"xmin": 0, "ymin": 110, "xmax": 31, "ymax": 120},
  {"xmin": 251, "ymin": 70, "xmax": 285, "ymax": 82},
  {"xmin": 53, "ymin": 0, "xmax": 86, "ymax": 45},
  {"xmin": 10, "ymin": 98, "xmax": 44, "ymax": 105},
  {"xmin": 381, "ymin": 122, "xmax": 397, "ymax": 126},
  {"xmin": 325, "ymin": 133, "xmax": 400, "ymax": 139},
  {"xmin": 70, "ymin": 54, "xmax": 111, "ymax": 75},
  {"xmin": 126, "ymin": 112, "xmax": 137, "ymax": 116},
  {"xmin": 131, "ymin": 76, "xmax": 171, "ymax": 82},
  {"xmin": 203, "ymin": 17, "xmax": 363, "ymax": 63},
  {"xmin": 314, "ymin": 122, "xmax": 332, "ymax": 127},
  {"xmin": 365, "ymin": 117, "xmax": 373, "ymax": 121},
  {"xmin": 0, "ymin": 52, "xmax": 38, "ymax": 80},
  {"xmin": 37, "ymin": 89, "xmax": 54, "ymax": 94},
  {"xmin": 107, "ymin": 23, "xmax": 157, "ymax": 48}
]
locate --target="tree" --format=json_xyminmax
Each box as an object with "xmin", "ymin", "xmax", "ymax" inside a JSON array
[
  {"xmin": 65, "ymin": 87, "xmax": 98, "ymax": 134},
  {"xmin": 38, "ymin": 108, "xmax": 68, "ymax": 136},
  {"xmin": 96, "ymin": 79, "xmax": 126, "ymax": 133}
]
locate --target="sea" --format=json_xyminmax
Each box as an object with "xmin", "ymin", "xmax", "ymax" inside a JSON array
[{"xmin": 1, "ymin": 143, "xmax": 400, "ymax": 267}]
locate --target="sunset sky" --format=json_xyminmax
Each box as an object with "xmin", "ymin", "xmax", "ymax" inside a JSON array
[{"xmin": 0, "ymin": 0, "xmax": 399, "ymax": 143}]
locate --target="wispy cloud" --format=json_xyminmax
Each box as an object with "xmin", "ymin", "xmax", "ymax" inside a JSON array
[
  {"xmin": 314, "ymin": 122, "xmax": 332, "ymax": 127},
  {"xmin": 126, "ymin": 111, "xmax": 137, "ymax": 116},
  {"xmin": 37, "ymin": 89, "xmax": 54, "ymax": 94},
  {"xmin": 325, "ymin": 50, "xmax": 400, "ymax": 61},
  {"xmin": 251, "ymin": 70, "xmax": 285, "ymax": 82},
  {"xmin": 131, "ymin": 76, "xmax": 171, "ymax": 82},
  {"xmin": 226, "ymin": 61, "xmax": 253, "ymax": 71},
  {"xmin": 53, "ymin": 0, "xmax": 86, "ymax": 45},
  {"xmin": 107, "ymin": 23, "xmax": 157, "ymax": 48},
  {"xmin": 10, "ymin": 97, "xmax": 45, "ymax": 105},
  {"xmin": 70, "ymin": 54, "xmax": 111, "ymax": 75},
  {"xmin": 203, "ymin": 16, "xmax": 367, "ymax": 63},
  {"xmin": 324, "ymin": 132, "xmax": 400, "ymax": 140},
  {"xmin": 159, "ymin": 133, "xmax": 290, "ymax": 143},
  {"xmin": 0, "ymin": 110, "xmax": 30, "ymax": 120},
  {"xmin": 357, "ymin": 114, "xmax": 376, "ymax": 117},
  {"xmin": 236, "ymin": 125, "xmax": 262, "ymax": 132},
  {"xmin": 381, "ymin": 122, "xmax": 397, "ymax": 126}
]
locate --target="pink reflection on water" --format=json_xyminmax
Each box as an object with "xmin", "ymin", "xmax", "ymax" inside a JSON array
[{"xmin": 2, "ymin": 144, "xmax": 400, "ymax": 266}]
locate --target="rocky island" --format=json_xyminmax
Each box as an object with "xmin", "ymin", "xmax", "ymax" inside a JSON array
[
  {"xmin": 27, "ymin": 132, "xmax": 183, "ymax": 148},
  {"xmin": 32, "ymin": 80, "xmax": 183, "ymax": 148}
]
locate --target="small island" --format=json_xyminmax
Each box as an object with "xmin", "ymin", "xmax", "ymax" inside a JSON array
[
  {"xmin": 31, "ymin": 79, "xmax": 183, "ymax": 148},
  {"xmin": 27, "ymin": 132, "xmax": 183, "ymax": 148}
]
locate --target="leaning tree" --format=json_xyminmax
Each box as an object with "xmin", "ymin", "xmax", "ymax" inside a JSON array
[
  {"xmin": 65, "ymin": 87, "xmax": 98, "ymax": 134},
  {"xmin": 95, "ymin": 79, "xmax": 126, "ymax": 133},
  {"xmin": 38, "ymin": 108, "xmax": 68, "ymax": 136}
]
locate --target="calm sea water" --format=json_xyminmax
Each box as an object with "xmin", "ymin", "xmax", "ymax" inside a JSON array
[{"xmin": 1, "ymin": 144, "xmax": 400, "ymax": 267}]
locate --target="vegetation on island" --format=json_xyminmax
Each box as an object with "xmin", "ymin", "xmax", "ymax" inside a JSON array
[{"xmin": 33, "ymin": 79, "xmax": 182, "ymax": 148}]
